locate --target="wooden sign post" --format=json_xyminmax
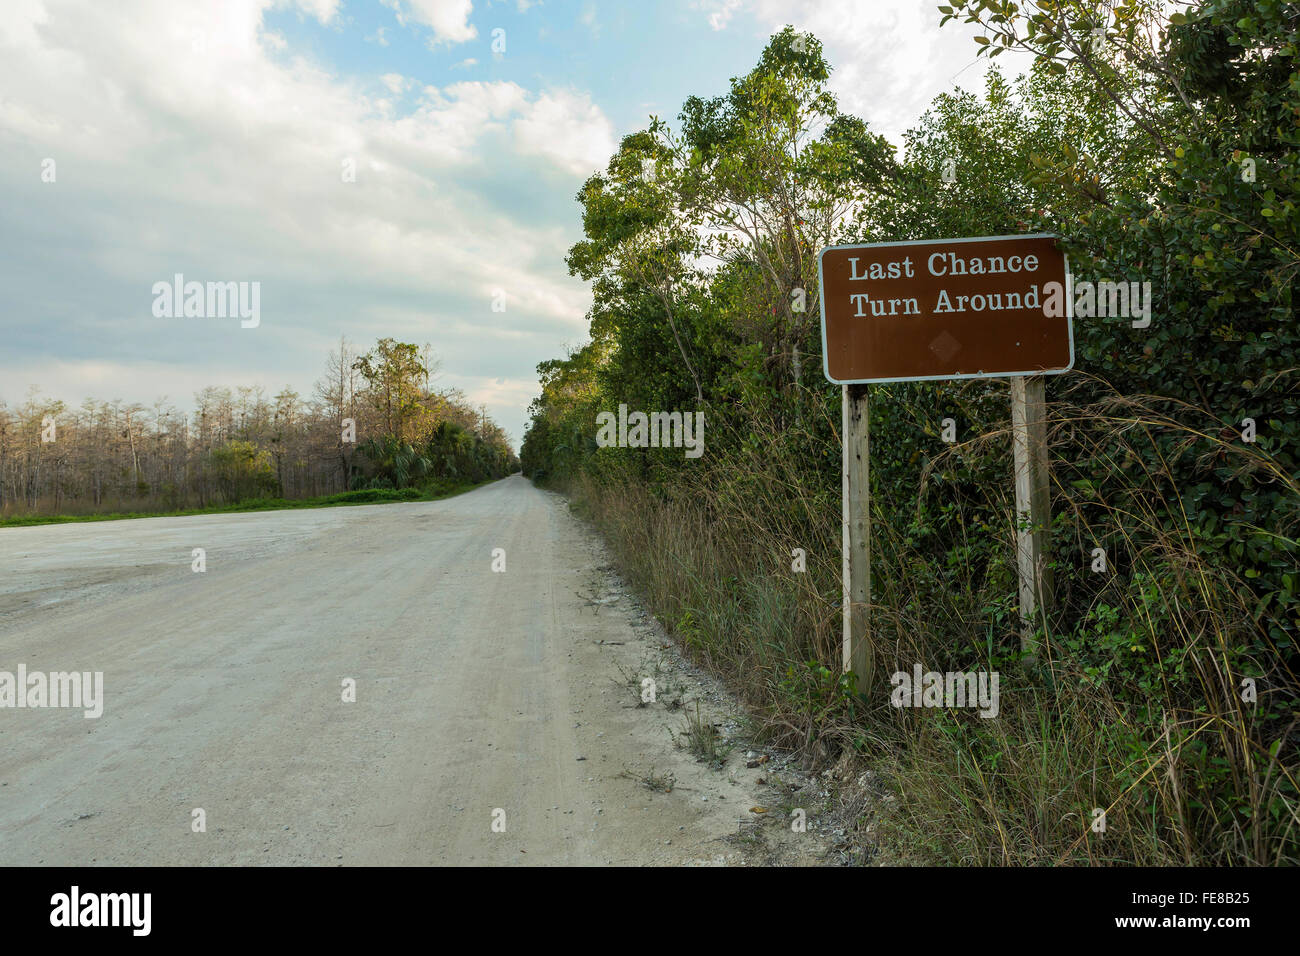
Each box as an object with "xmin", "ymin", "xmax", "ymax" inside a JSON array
[
  {"xmin": 819, "ymin": 234, "xmax": 1074, "ymax": 688},
  {"xmin": 842, "ymin": 382, "xmax": 872, "ymax": 688},
  {"xmin": 1010, "ymin": 374, "xmax": 1052, "ymax": 656}
]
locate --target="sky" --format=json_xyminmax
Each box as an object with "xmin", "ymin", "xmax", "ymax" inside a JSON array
[{"xmin": 0, "ymin": 0, "xmax": 1027, "ymax": 448}]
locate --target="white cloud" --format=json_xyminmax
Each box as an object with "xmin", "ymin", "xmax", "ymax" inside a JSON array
[
  {"xmin": 450, "ymin": 374, "xmax": 543, "ymax": 415},
  {"xmin": 403, "ymin": 0, "xmax": 478, "ymax": 46},
  {"xmin": 290, "ymin": 0, "xmax": 340, "ymax": 24},
  {"xmin": 578, "ymin": 2, "xmax": 597, "ymax": 37},
  {"xmin": 513, "ymin": 89, "xmax": 616, "ymax": 177},
  {"xmin": 0, "ymin": 0, "xmax": 49, "ymax": 47},
  {"xmin": 695, "ymin": 0, "xmax": 1037, "ymax": 147},
  {"xmin": 0, "ymin": 0, "xmax": 610, "ymax": 446},
  {"xmin": 696, "ymin": 0, "xmax": 742, "ymax": 30}
]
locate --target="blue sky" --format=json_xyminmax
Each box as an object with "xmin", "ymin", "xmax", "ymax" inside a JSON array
[
  {"xmin": 264, "ymin": 1, "xmax": 764, "ymax": 134},
  {"xmin": 0, "ymin": 0, "xmax": 1018, "ymax": 447}
]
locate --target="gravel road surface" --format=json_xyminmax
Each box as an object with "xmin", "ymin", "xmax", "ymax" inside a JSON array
[{"xmin": 0, "ymin": 476, "xmax": 817, "ymax": 865}]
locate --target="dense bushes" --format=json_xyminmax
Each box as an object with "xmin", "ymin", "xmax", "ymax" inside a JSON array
[
  {"xmin": 522, "ymin": 3, "xmax": 1297, "ymax": 864},
  {"xmin": 351, "ymin": 421, "xmax": 515, "ymax": 491}
]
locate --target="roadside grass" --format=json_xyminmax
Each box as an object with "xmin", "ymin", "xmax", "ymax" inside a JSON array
[
  {"xmin": 552, "ymin": 390, "xmax": 1299, "ymax": 866},
  {"xmin": 0, "ymin": 478, "xmax": 494, "ymax": 528},
  {"xmin": 678, "ymin": 701, "xmax": 730, "ymax": 768},
  {"xmin": 620, "ymin": 767, "xmax": 677, "ymax": 793},
  {"xmin": 612, "ymin": 652, "xmax": 687, "ymax": 710}
]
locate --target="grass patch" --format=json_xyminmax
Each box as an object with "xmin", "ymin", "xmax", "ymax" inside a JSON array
[
  {"xmin": 620, "ymin": 767, "xmax": 677, "ymax": 793},
  {"xmin": 678, "ymin": 701, "xmax": 730, "ymax": 768},
  {"xmin": 544, "ymin": 394, "xmax": 1299, "ymax": 865},
  {"xmin": 0, "ymin": 478, "xmax": 494, "ymax": 527}
]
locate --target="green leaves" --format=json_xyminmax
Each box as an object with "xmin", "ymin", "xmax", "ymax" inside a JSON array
[{"xmin": 518, "ymin": 4, "xmax": 1300, "ymax": 868}]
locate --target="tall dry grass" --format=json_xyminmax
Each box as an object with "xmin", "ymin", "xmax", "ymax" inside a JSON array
[{"xmin": 560, "ymin": 380, "xmax": 1298, "ymax": 865}]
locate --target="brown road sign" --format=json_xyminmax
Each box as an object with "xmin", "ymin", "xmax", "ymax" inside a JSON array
[{"xmin": 818, "ymin": 233, "xmax": 1074, "ymax": 384}]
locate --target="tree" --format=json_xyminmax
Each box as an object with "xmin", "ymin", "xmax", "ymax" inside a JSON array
[{"xmin": 352, "ymin": 338, "xmax": 429, "ymax": 441}]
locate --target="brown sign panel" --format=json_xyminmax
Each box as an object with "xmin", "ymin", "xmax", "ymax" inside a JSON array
[{"xmin": 818, "ymin": 233, "xmax": 1073, "ymax": 384}]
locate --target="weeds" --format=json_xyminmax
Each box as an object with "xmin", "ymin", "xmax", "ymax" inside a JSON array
[
  {"xmin": 556, "ymin": 380, "xmax": 1299, "ymax": 865},
  {"xmin": 679, "ymin": 701, "xmax": 730, "ymax": 768},
  {"xmin": 620, "ymin": 767, "xmax": 677, "ymax": 793}
]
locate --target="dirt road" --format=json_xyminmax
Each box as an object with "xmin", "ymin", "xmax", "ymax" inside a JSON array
[{"xmin": 0, "ymin": 476, "xmax": 821, "ymax": 865}]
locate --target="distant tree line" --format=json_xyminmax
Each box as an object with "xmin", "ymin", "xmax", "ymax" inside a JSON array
[{"xmin": 0, "ymin": 336, "xmax": 517, "ymax": 516}]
